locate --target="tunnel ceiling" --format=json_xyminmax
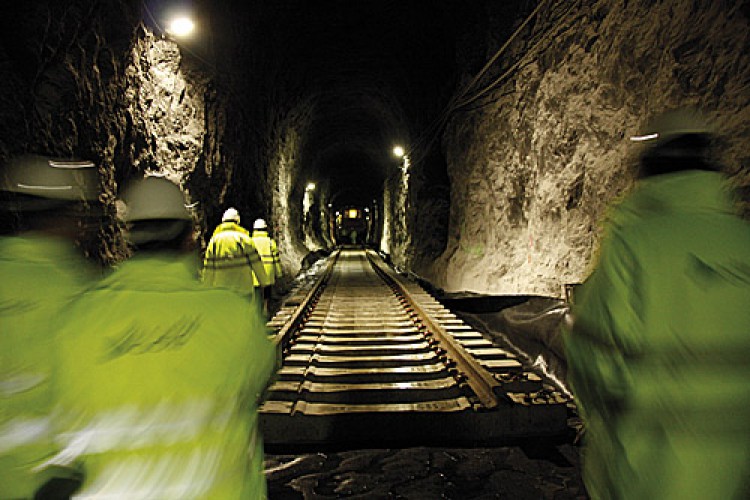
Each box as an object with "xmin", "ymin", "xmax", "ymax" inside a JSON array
[{"xmin": 207, "ymin": 0, "xmax": 529, "ymax": 206}]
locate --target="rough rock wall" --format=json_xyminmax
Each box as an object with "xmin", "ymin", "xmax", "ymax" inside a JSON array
[
  {"xmin": 381, "ymin": 155, "xmax": 452, "ymax": 275},
  {"xmin": 1, "ymin": 1, "xmax": 142, "ymax": 262},
  {"xmin": 431, "ymin": 0, "xmax": 750, "ymax": 297},
  {"xmin": 380, "ymin": 163, "xmax": 411, "ymax": 262},
  {"xmin": 125, "ymin": 31, "xmax": 209, "ymax": 186},
  {"xmin": 408, "ymin": 165, "xmax": 451, "ymax": 274},
  {"xmin": 269, "ymin": 119, "xmax": 315, "ymax": 273},
  {"xmin": 0, "ymin": 1, "xmax": 218, "ymax": 263}
]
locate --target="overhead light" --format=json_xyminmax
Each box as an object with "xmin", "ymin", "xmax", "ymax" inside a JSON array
[
  {"xmin": 392, "ymin": 146, "xmax": 405, "ymax": 158},
  {"xmin": 306, "ymin": 183, "xmax": 316, "ymax": 191},
  {"xmin": 167, "ymin": 16, "xmax": 195, "ymax": 37}
]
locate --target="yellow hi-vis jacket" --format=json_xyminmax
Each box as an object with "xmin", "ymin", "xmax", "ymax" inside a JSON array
[
  {"xmin": 251, "ymin": 230, "xmax": 282, "ymax": 287},
  {"xmin": 47, "ymin": 253, "xmax": 278, "ymax": 499},
  {"xmin": 565, "ymin": 171, "xmax": 750, "ymax": 500},
  {"xmin": 0, "ymin": 234, "xmax": 92, "ymax": 498},
  {"xmin": 202, "ymin": 222, "xmax": 270, "ymax": 298}
]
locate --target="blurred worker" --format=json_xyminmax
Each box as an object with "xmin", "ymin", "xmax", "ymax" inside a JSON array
[
  {"xmin": 45, "ymin": 176, "xmax": 278, "ymax": 497},
  {"xmin": 203, "ymin": 207, "xmax": 270, "ymax": 305},
  {"xmin": 0, "ymin": 154, "xmax": 99, "ymax": 498},
  {"xmin": 251, "ymin": 218, "xmax": 283, "ymax": 316},
  {"xmin": 565, "ymin": 108, "xmax": 750, "ymax": 499}
]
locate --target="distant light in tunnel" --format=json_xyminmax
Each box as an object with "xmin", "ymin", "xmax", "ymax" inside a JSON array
[
  {"xmin": 392, "ymin": 146, "xmax": 405, "ymax": 158},
  {"xmin": 306, "ymin": 182, "xmax": 316, "ymax": 191},
  {"xmin": 167, "ymin": 16, "xmax": 195, "ymax": 37}
]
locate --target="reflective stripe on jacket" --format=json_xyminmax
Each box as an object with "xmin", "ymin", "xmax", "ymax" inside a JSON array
[
  {"xmin": 202, "ymin": 222, "xmax": 270, "ymax": 297},
  {"xmin": 251, "ymin": 230, "xmax": 282, "ymax": 286},
  {"xmin": 49, "ymin": 254, "xmax": 277, "ymax": 498},
  {"xmin": 565, "ymin": 171, "xmax": 750, "ymax": 500}
]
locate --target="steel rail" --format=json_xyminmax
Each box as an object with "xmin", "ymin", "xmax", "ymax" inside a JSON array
[
  {"xmin": 273, "ymin": 249, "xmax": 340, "ymax": 351},
  {"xmin": 260, "ymin": 249, "xmax": 570, "ymax": 446},
  {"xmin": 365, "ymin": 250, "xmax": 505, "ymax": 409}
]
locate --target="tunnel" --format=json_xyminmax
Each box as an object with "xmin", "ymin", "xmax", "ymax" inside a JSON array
[
  {"xmin": 1, "ymin": 0, "xmax": 749, "ymax": 497},
  {"xmin": 2, "ymin": 0, "xmax": 748, "ymax": 294}
]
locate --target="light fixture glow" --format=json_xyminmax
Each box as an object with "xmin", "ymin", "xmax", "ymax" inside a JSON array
[
  {"xmin": 392, "ymin": 146, "xmax": 405, "ymax": 158},
  {"xmin": 167, "ymin": 16, "xmax": 195, "ymax": 37},
  {"xmin": 306, "ymin": 182, "xmax": 316, "ymax": 191}
]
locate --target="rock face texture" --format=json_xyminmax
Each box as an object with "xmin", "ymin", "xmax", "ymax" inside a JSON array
[
  {"xmin": 124, "ymin": 31, "xmax": 209, "ymax": 186},
  {"xmin": 0, "ymin": 1, "xmax": 218, "ymax": 262},
  {"xmin": 427, "ymin": 0, "xmax": 750, "ymax": 297},
  {"xmin": 1, "ymin": 0, "xmax": 748, "ymax": 294},
  {"xmin": 2, "ymin": 1, "xmax": 138, "ymax": 261}
]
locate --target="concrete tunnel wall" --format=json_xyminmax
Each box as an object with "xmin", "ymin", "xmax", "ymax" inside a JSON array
[{"xmin": 0, "ymin": 0, "xmax": 748, "ymax": 298}]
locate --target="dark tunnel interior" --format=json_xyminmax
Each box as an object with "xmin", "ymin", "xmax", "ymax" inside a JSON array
[
  {"xmin": 1, "ymin": 0, "xmax": 748, "ymax": 294},
  {"xmin": 198, "ymin": 0, "xmax": 490, "ymax": 221},
  {"xmin": 1, "ymin": 1, "xmax": 750, "ymax": 497}
]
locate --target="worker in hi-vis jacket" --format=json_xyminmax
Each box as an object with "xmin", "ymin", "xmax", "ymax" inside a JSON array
[
  {"xmin": 250, "ymin": 218, "xmax": 283, "ymax": 316},
  {"xmin": 565, "ymin": 108, "xmax": 750, "ymax": 500},
  {"xmin": 202, "ymin": 207, "xmax": 270, "ymax": 305},
  {"xmin": 46, "ymin": 177, "xmax": 277, "ymax": 498},
  {"xmin": 0, "ymin": 154, "xmax": 99, "ymax": 499}
]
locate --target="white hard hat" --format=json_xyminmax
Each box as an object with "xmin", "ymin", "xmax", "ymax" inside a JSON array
[
  {"xmin": 120, "ymin": 176, "xmax": 191, "ymax": 222},
  {"xmin": 119, "ymin": 176, "xmax": 192, "ymax": 246},
  {"xmin": 631, "ymin": 107, "xmax": 713, "ymax": 146},
  {"xmin": 253, "ymin": 218, "xmax": 267, "ymax": 230},
  {"xmin": 0, "ymin": 154, "xmax": 99, "ymax": 211},
  {"xmin": 222, "ymin": 207, "xmax": 240, "ymax": 223}
]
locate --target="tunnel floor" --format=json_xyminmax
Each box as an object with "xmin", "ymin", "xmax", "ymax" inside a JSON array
[
  {"xmin": 263, "ymin": 251, "xmax": 587, "ymax": 499},
  {"xmin": 265, "ymin": 442, "xmax": 587, "ymax": 499}
]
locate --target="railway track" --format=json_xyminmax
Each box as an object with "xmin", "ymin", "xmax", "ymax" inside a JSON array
[{"xmin": 260, "ymin": 249, "xmax": 569, "ymax": 448}]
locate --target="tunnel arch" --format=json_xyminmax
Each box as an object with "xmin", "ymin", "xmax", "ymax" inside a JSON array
[
  {"xmin": 1, "ymin": 0, "xmax": 747, "ymax": 296},
  {"xmin": 210, "ymin": 0, "xmax": 465, "ymax": 269}
]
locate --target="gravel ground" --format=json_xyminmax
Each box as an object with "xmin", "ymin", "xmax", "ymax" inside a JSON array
[{"xmin": 265, "ymin": 440, "xmax": 588, "ymax": 499}]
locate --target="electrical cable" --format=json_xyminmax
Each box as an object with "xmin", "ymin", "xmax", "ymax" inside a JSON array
[
  {"xmin": 405, "ymin": 0, "xmax": 560, "ymax": 166},
  {"xmin": 452, "ymin": 0, "xmax": 579, "ymax": 111},
  {"xmin": 407, "ymin": 0, "xmax": 548, "ymax": 163},
  {"xmin": 447, "ymin": 0, "xmax": 551, "ymax": 113}
]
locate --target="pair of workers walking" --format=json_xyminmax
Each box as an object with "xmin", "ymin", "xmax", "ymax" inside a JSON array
[
  {"xmin": 203, "ymin": 208, "xmax": 283, "ymax": 317},
  {"xmin": 0, "ymin": 158, "xmax": 278, "ymax": 498}
]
